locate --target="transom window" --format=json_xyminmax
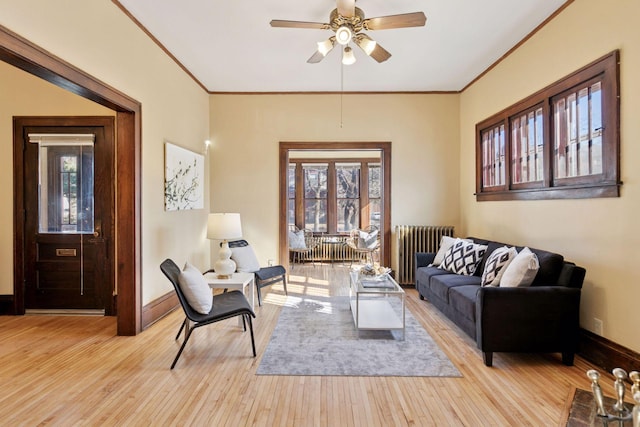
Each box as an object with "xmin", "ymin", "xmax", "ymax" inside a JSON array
[{"xmin": 475, "ymin": 50, "xmax": 620, "ymax": 201}]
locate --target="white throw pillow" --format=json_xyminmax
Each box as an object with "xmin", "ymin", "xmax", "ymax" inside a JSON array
[
  {"xmin": 230, "ymin": 245, "xmax": 261, "ymax": 273},
  {"xmin": 481, "ymin": 246, "xmax": 518, "ymax": 287},
  {"xmin": 178, "ymin": 262, "xmax": 213, "ymax": 314},
  {"xmin": 433, "ymin": 236, "xmax": 458, "ymax": 266},
  {"xmin": 440, "ymin": 239, "xmax": 488, "ymax": 276},
  {"xmin": 357, "ymin": 229, "xmax": 379, "ymax": 249},
  {"xmin": 500, "ymin": 247, "xmax": 540, "ymax": 287},
  {"xmin": 288, "ymin": 230, "xmax": 307, "ymax": 249}
]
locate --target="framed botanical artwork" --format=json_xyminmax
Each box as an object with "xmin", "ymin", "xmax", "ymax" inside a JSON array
[{"xmin": 164, "ymin": 141, "xmax": 204, "ymax": 211}]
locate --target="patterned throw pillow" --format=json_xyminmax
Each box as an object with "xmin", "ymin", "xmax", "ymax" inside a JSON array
[
  {"xmin": 481, "ymin": 246, "xmax": 518, "ymax": 287},
  {"xmin": 440, "ymin": 239, "xmax": 488, "ymax": 276}
]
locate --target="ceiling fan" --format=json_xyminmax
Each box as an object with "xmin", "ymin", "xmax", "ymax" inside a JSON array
[{"xmin": 270, "ymin": 0, "xmax": 427, "ymax": 65}]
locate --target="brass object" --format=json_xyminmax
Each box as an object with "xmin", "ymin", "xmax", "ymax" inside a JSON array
[{"xmin": 56, "ymin": 248, "xmax": 76, "ymax": 257}]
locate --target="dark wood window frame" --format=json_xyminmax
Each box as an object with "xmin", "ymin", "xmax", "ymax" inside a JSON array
[{"xmin": 475, "ymin": 50, "xmax": 620, "ymax": 201}]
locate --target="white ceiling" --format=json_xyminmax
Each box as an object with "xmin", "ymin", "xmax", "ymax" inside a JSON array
[{"xmin": 117, "ymin": 0, "xmax": 567, "ymax": 93}]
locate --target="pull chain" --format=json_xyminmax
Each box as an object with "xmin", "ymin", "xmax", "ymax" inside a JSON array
[{"xmin": 340, "ymin": 62, "xmax": 344, "ymax": 128}]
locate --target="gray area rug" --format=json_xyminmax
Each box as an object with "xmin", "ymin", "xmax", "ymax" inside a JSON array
[{"xmin": 257, "ymin": 295, "xmax": 461, "ymax": 377}]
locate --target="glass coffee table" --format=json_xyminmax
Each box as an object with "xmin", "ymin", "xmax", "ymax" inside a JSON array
[{"xmin": 349, "ymin": 270, "xmax": 405, "ymax": 340}]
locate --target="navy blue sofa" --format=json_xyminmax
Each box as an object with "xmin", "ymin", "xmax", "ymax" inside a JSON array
[{"xmin": 415, "ymin": 237, "xmax": 586, "ymax": 367}]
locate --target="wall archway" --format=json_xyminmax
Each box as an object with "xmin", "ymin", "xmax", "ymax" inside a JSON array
[{"xmin": 1, "ymin": 24, "xmax": 141, "ymax": 335}]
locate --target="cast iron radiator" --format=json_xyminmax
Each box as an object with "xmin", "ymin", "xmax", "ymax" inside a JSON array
[{"xmin": 394, "ymin": 225, "xmax": 454, "ymax": 285}]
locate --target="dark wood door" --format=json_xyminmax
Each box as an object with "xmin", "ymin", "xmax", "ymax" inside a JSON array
[{"xmin": 17, "ymin": 117, "xmax": 114, "ymax": 312}]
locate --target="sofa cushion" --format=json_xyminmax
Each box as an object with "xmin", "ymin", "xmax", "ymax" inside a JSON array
[
  {"xmin": 481, "ymin": 246, "xmax": 517, "ymax": 287},
  {"xmin": 440, "ymin": 239, "xmax": 487, "ymax": 276},
  {"xmin": 416, "ymin": 265, "xmax": 451, "ymax": 285},
  {"xmin": 500, "ymin": 247, "xmax": 539, "ymax": 287},
  {"xmin": 449, "ymin": 285, "xmax": 480, "ymax": 322},
  {"xmin": 526, "ymin": 248, "xmax": 564, "ymax": 286},
  {"xmin": 430, "ymin": 273, "xmax": 481, "ymax": 303}
]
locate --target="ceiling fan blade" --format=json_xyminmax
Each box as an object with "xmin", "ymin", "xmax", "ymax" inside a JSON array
[
  {"xmin": 270, "ymin": 20, "xmax": 329, "ymax": 30},
  {"xmin": 368, "ymin": 43, "xmax": 392, "ymax": 63},
  {"xmin": 364, "ymin": 12, "xmax": 427, "ymax": 30},
  {"xmin": 307, "ymin": 50, "xmax": 327, "ymax": 64},
  {"xmin": 336, "ymin": 0, "xmax": 355, "ymax": 17},
  {"xmin": 354, "ymin": 34, "xmax": 392, "ymax": 63}
]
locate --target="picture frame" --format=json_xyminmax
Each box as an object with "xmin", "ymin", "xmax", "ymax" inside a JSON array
[{"xmin": 164, "ymin": 141, "xmax": 204, "ymax": 211}]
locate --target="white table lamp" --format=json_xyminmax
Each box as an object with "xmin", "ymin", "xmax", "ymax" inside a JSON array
[{"xmin": 207, "ymin": 213, "xmax": 242, "ymax": 279}]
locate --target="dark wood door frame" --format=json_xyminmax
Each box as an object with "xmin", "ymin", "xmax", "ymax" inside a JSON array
[
  {"xmin": 1, "ymin": 24, "xmax": 142, "ymax": 335},
  {"xmin": 279, "ymin": 142, "xmax": 392, "ymax": 268}
]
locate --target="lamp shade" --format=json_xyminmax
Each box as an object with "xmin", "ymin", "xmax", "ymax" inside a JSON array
[{"xmin": 207, "ymin": 213, "xmax": 242, "ymax": 240}]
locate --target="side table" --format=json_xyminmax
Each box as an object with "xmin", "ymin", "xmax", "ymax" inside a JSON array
[{"xmin": 203, "ymin": 272, "xmax": 256, "ymax": 327}]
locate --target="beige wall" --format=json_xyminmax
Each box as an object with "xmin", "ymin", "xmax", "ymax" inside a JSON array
[
  {"xmin": 209, "ymin": 94, "xmax": 461, "ymax": 267},
  {"xmin": 460, "ymin": 0, "xmax": 640, "ymax": 352},
  {"xmin": 1, "ymin": 0, "xmax": 211, "ymax": 305}
]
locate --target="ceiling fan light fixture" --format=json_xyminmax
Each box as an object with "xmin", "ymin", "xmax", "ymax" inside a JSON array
[
  {"xmin": 358, "ymin": 35, "xmax": 377, "ymax": 56},
  {"xmin": 317, "ymin": 38, "xmax": 335, "ymax": 56},
  {"xmin": 342, "ymin": 46, "xmax": 356, "ymax": 65},
  {"xmin": 335, "ymin": 26, "xmax": 353, "ymax": 45}
]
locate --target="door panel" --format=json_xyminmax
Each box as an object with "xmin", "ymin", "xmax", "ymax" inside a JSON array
[{"xmin": 18, "ymin": 119, "xmax": 114, "ymax": 312}]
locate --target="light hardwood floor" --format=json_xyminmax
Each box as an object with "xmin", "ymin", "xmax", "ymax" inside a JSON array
[{"xmin": 0, "ymin": 264, "xmax": 612, "ymax": 426}]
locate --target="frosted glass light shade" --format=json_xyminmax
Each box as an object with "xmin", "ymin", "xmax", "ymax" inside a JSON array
[{"xmin": 342, "ymin": 46, "xmax": 356, "ymax": 65}]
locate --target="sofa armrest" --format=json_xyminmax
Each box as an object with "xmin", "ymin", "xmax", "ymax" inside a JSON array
[
  {"xmin": 476, "ymin": 286, "xmax": 581, "ymax": 357},
  {"xmin": 415, "ymin": 252, "xmax": 436, "ymax": 268}
]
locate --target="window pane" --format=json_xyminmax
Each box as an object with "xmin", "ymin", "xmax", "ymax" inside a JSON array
[
  {"xmin": 305, "ymin": 199, "xmax": 326, "ymax": 232},
  {"xmin": 481, "ymin": 124, "xmax": 505, "ymax": 188},
  {"xmin": 590, "ymin": 82, "xmax": 603, "ymax": 174},
  {"xmin": 288, "ymin": 164, "xmax": 295, "ymax": 198},
  {"xmin": 368, "ymin": 164, "xmax": 381, "ymax": 198},
  {"xmin": 337, "ymin": 199, "xmax": 359, "ymax": 232},
  {"xmin": 369, "ymin": 199, "xmax": 381, "ymax": 229},
  {"xmin": 288, "ymin": 199, "xmax": 295, "ymax": 227},
  {"xmin": 336, "ymin": 164, "xmax": 359, "ymax": 198},
  {"xmin": 554, "ymin": 81, "xmax": 603, "ymax": 179},
  {"xmin": 511, "ymin": 107, "xmax": 543, "ymax": 184},
  {"xmin": 304, "ymin": 164, "xmax": 327, "ymax": 198},
  {"xmin": 39, "ymin": 144, "xmax": 94, "ymax": 233}
]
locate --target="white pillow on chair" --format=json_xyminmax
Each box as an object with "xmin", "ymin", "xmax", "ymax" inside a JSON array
[
  {"xmin": 178, "ymin": 262, "xmax": 213, "ymax": 314},
  {"xmin": 288, "ymin": 230, "xmax": 307, "ymax": 249},
  {"xmin": 230, "ymin": 245, "xmax": 261, "ymax": 273}
]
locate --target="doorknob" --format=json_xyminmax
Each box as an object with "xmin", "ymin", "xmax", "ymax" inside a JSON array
[{"xmin": 94, "ymin": 219, "xmax": 102, "ymax": 238}]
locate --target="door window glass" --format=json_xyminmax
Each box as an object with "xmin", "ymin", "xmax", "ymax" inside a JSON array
[{"xmin": 30, "ymin": 134, "xmax": 95, "ymax": 234}]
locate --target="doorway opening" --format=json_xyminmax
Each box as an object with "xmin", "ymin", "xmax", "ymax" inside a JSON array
[
  {"xmin": 279, "ymin": 142, "xmax": 391, "ymax": 268},
  {"xmin": 2, "ymin": 25, "xmax": 141, "ymax": 335}
]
